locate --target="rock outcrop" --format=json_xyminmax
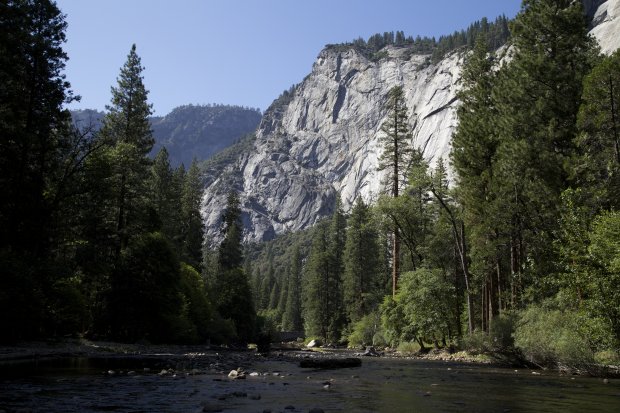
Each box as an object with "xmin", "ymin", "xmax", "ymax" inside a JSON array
[
  {"xmin": 202, "ymin": 47, "xmax": 461, "ymax": 243},
  {"xmin": 588, "ymin": 0, "xmax": 620, "ymax": 54},
  {"xmin": 201, "ymin": 1, "xmax": 620, "ymax": 243}
]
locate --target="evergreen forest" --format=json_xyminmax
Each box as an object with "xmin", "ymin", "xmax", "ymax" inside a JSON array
[{"xmin": 1, "ymin": 0, "xmax": 619, "ymax": 372}]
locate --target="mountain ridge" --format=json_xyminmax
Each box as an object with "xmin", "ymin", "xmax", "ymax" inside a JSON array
[
  {"xmin": 71, "ymin": 104, "xmax": 262, "ymax": 167},
  {"xmin": 200, "ymin": 0, "xmax": 620, "ymax": 244}
]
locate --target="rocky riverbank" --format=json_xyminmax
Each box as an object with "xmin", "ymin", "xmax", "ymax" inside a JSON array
[{"xmin": 2, "ymin": 340, "xmax": 618, "ymax": 413}]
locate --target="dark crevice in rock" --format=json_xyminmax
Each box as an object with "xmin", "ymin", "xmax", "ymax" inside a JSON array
[
  {"xmin": 332, "ymin": 85, "xmax": 347, "ymax": 123},
  {"xmin": 422, "ymin": 96, "xmax": 458, "ymax": 120}
]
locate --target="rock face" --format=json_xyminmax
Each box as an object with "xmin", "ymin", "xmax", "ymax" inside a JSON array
[
  {"xmin": 201, "ymin": 2, "xmax": 620, "ymax": 243},
  {"xmin": 202, "ymin": 47, "xmax": 461, "ymax": 243},
  {"xmin": 588, "ymin": 0, "xmax": 620, "ymax": 54}
]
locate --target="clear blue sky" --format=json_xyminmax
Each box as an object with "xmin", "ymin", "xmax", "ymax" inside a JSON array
[{"xmin": 57, "ymin": 0, "xmax": 522, "ymax": 116}]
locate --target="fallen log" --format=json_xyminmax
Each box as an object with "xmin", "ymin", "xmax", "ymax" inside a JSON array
[{"xmin": 299, "ymin": 357, "xmax": 362, "ymax": 369}]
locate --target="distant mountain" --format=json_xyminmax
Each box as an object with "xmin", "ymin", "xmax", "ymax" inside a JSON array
[
  {"xmin": 150, "ymin": 104, "xmax": 262, "ymax": 167},
  {"xmin": 70, "ymin": 104, "xmax": 262, "ymax": 167}
]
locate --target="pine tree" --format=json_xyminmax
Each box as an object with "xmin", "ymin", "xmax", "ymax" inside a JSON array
[
  {"xmin": 276, "ymin": 270, "xmax": 288, "ymax": 318},
  {"xmin": 450, "ymin": 33, "xmax": 498, "ymax": 332},
  {"xmin": 0, "ymin": 0, "xmax": 79, "ymax": 340},
  {"xmin": 282, "ymin": 244, "xmax": 303, "ymax": 331},
  {"xmin": 303, "ymin": 220, "xmax": 331, "ymax": 340},
  {"xmin": 215, "ymin": 190, "xmax": 255, "ymax": 342},
  {"xmin": 0, "ymin": 0, "xmax": 74, "ymax": 255},
  {"xmin": 492, "ymin": 0, "xmax": 595, "ymax": 302},
  {"xmin": 343, "ymin": 198, "xmax": 382, "ymax": 325},
  {"xmin": 378, "ymin": 85, "xmax": 414, "ymax": 296},
  {"xmin": 181, "ymin": 159, "xmax": 204, "ymax": 269},
  {"xmin": 268, "ymin": 278, "xmax": 280, "ymax": 310},
  {"xmin": 327, "ymin": 198, "xmax": 346, "ymax": 340},
  {"xmin": 218, "ymin": 191, "xmax": 243, "ymax": 270},
  {"xmin": 302, "ymin": 201, "xmax": 347, "ymax": 342},
  {"xmin": 150, "ymin": 148, "xmax": 177, "ymax": 240},
  {"xmin": 99, "ymin": 44, "xmax": 154, "ymax": 256},
  {"xmin": 577, "ymin": 50, "xmax": 620, "ymax": 209}
]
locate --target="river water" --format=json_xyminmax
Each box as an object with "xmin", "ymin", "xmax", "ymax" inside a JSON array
[{"xmin": 0, "ymin": 355, "xmax": 618, "ymax": 412}]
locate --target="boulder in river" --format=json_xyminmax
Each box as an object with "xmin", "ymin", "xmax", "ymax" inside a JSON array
[
  {"xmin": 228, "ymin": 369, "xmax": 246, "ymax": 379},
  {"xmin": 306, "ymin": 339, "xmax": 322, "ymax": 348}
]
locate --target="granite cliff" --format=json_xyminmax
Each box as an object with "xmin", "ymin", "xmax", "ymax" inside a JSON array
[{"xmin": 202, "ymin": 0, "xmax": 620, "ymax": 243}]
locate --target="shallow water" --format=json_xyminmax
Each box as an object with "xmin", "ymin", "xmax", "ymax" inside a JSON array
[{"xmin": 1, "ymin": 356, "xmax": 618, "ymax": 412}]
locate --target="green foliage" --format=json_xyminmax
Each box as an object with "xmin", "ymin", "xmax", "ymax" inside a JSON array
[
  {"xmin": 99, "ymin": 44, "xmax": 155, "ymax": 256},
  {"xmin": 180, "ymin": 159, "xmax": 204, "ymax": 269},
  {"xmin": 378, "ymin": 86, "xmax": 414, "ymax": 197},
  {"xmin": 178, "ymin": 263, "xmax": 213, "ymax": 343},
  {"xmin": 397, "ymin": 341, "xmax": 422, "ymax": 354},
  {"xmin": 343, "ymin": 198, "xmax": 383, "ymax": 325},
  {"xmin": 588, "ymin": 211, "xmax": 620, "ymax": 344},
  {"xmin": 397, "ymin": 269, "xmax": 456, "ymax": 343},
  {"xmin": 347, "ymin": 312, "xmax": 385, "ymax": 348},
  {"xmin": 218, "ymin": 191, "xmax": 244, "ymax": 271},
  {"xmin": 281, "ymin": 244, "xmax": 303, "ymax": 331},
  {"xmin": 328, "ymin": 16, "xmax": 510, "ymax": 63},
  {"xmin": 302, "ymin": 220, "xmax": 335, "ymax": 341},
  {"xmin": 301, "ymin": 202, "xmax": 347, "ymax": 342},
  {"xmin": 0, "ymin": 0, "xmax": 74, "ymax": 257},
  {"xmin": 108, "ymin": 232, "xmax": 182, "ymax": 343},
  {"xmin": 514, "ymin": 305, "xmax": 598, "ymax": 369},
  {"xmin": 380, "ymin": 296, "xmax": 409, "ymax": 347},
  {"xmin": 576, "ymin": 50, "xmax": 620, "ymax": 208},
  {"xmin": 214, "ymin": 268, "xmax": 256, "ymax": 344}
]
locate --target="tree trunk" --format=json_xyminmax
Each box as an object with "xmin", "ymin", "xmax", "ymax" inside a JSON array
[
  {"xmin": 609, "ymin": 74, "xmax": 620, "ymax": 165},
  {"xmin": 460, "ymin": 222, "xmax": 475, "ymax": 334},
  {"xmin": 392, "ymin": 225, "xmax": 400, "ymax": 297}
]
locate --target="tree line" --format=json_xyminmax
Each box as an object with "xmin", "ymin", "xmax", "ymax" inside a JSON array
[
  {"xmin": 2, "ymin": 0, "xmax": 619, "ymax": 369},
  {"xmin": 249, "ymin": 0, "xmax": 620, "ymax": 368},
  {"xmin": 0, "ymin": 0, "xmax": 254, "ymax": 344},
  {"xmin": 328, "ymin": 15, "xmax": 510, "ymax": 63}
]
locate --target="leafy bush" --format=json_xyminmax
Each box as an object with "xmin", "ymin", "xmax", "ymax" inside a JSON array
[
  {"xmin": 594, "ymin": 350, "xmax": 620, "ymax": 366},
  {"xmin": 108, "ymin": 232, "xmax": 182, "ymax": 343},
  {"xmin": 459, "ymin": 330, "xmax": 494, "ymax": 354},
  {"xmin": 397, "ymin": 341, "xmax": 421, "ymax": 354},
  {"xmin": 489, "ymin": 312, "xmax": 517, "ymax": 350},
  {"xmin": 514, "ymin": 305, "xmax": 596, "ymax": 368},
  {"xmin": 348, "ymin": 312, "xmax": 384, "ymax": 348},
  {"xmin": 178, "ymin": 263, "xmax": 213, "ymax": 343}
]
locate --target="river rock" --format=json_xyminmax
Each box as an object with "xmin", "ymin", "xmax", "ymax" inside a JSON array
[
  {"xmin": 306, "ymin": 339, "xmax": 322, "ymax": 348},
  {"xmin": 228, "ymin": 369, "xmax": 246, "ymax": 379}
]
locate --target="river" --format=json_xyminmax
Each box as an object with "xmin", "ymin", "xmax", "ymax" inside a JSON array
[{"xmin": 0, "ymin": 354, "xmax": 618, "ymax": 412}]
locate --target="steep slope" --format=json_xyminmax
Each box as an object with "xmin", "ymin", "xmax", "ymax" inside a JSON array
[
  {"xmin": 71, "ymin": 105, "xmax": 261, "ymax": 167},
  {"xmin": 202, "ymin": 46, "xmax": 462, "ymax": 243},
  {"xmin": 588, "ymin": 0, "xmax": 620, "ymax": 54},
  {"xmin": 201, "ymin": 1, "xmax": 620, "ymax": 244}
]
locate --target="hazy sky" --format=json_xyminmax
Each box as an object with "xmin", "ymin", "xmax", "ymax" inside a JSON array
[{"xmin": 56, "ymin": 0, "xmax": 522, "ymax": 116}]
